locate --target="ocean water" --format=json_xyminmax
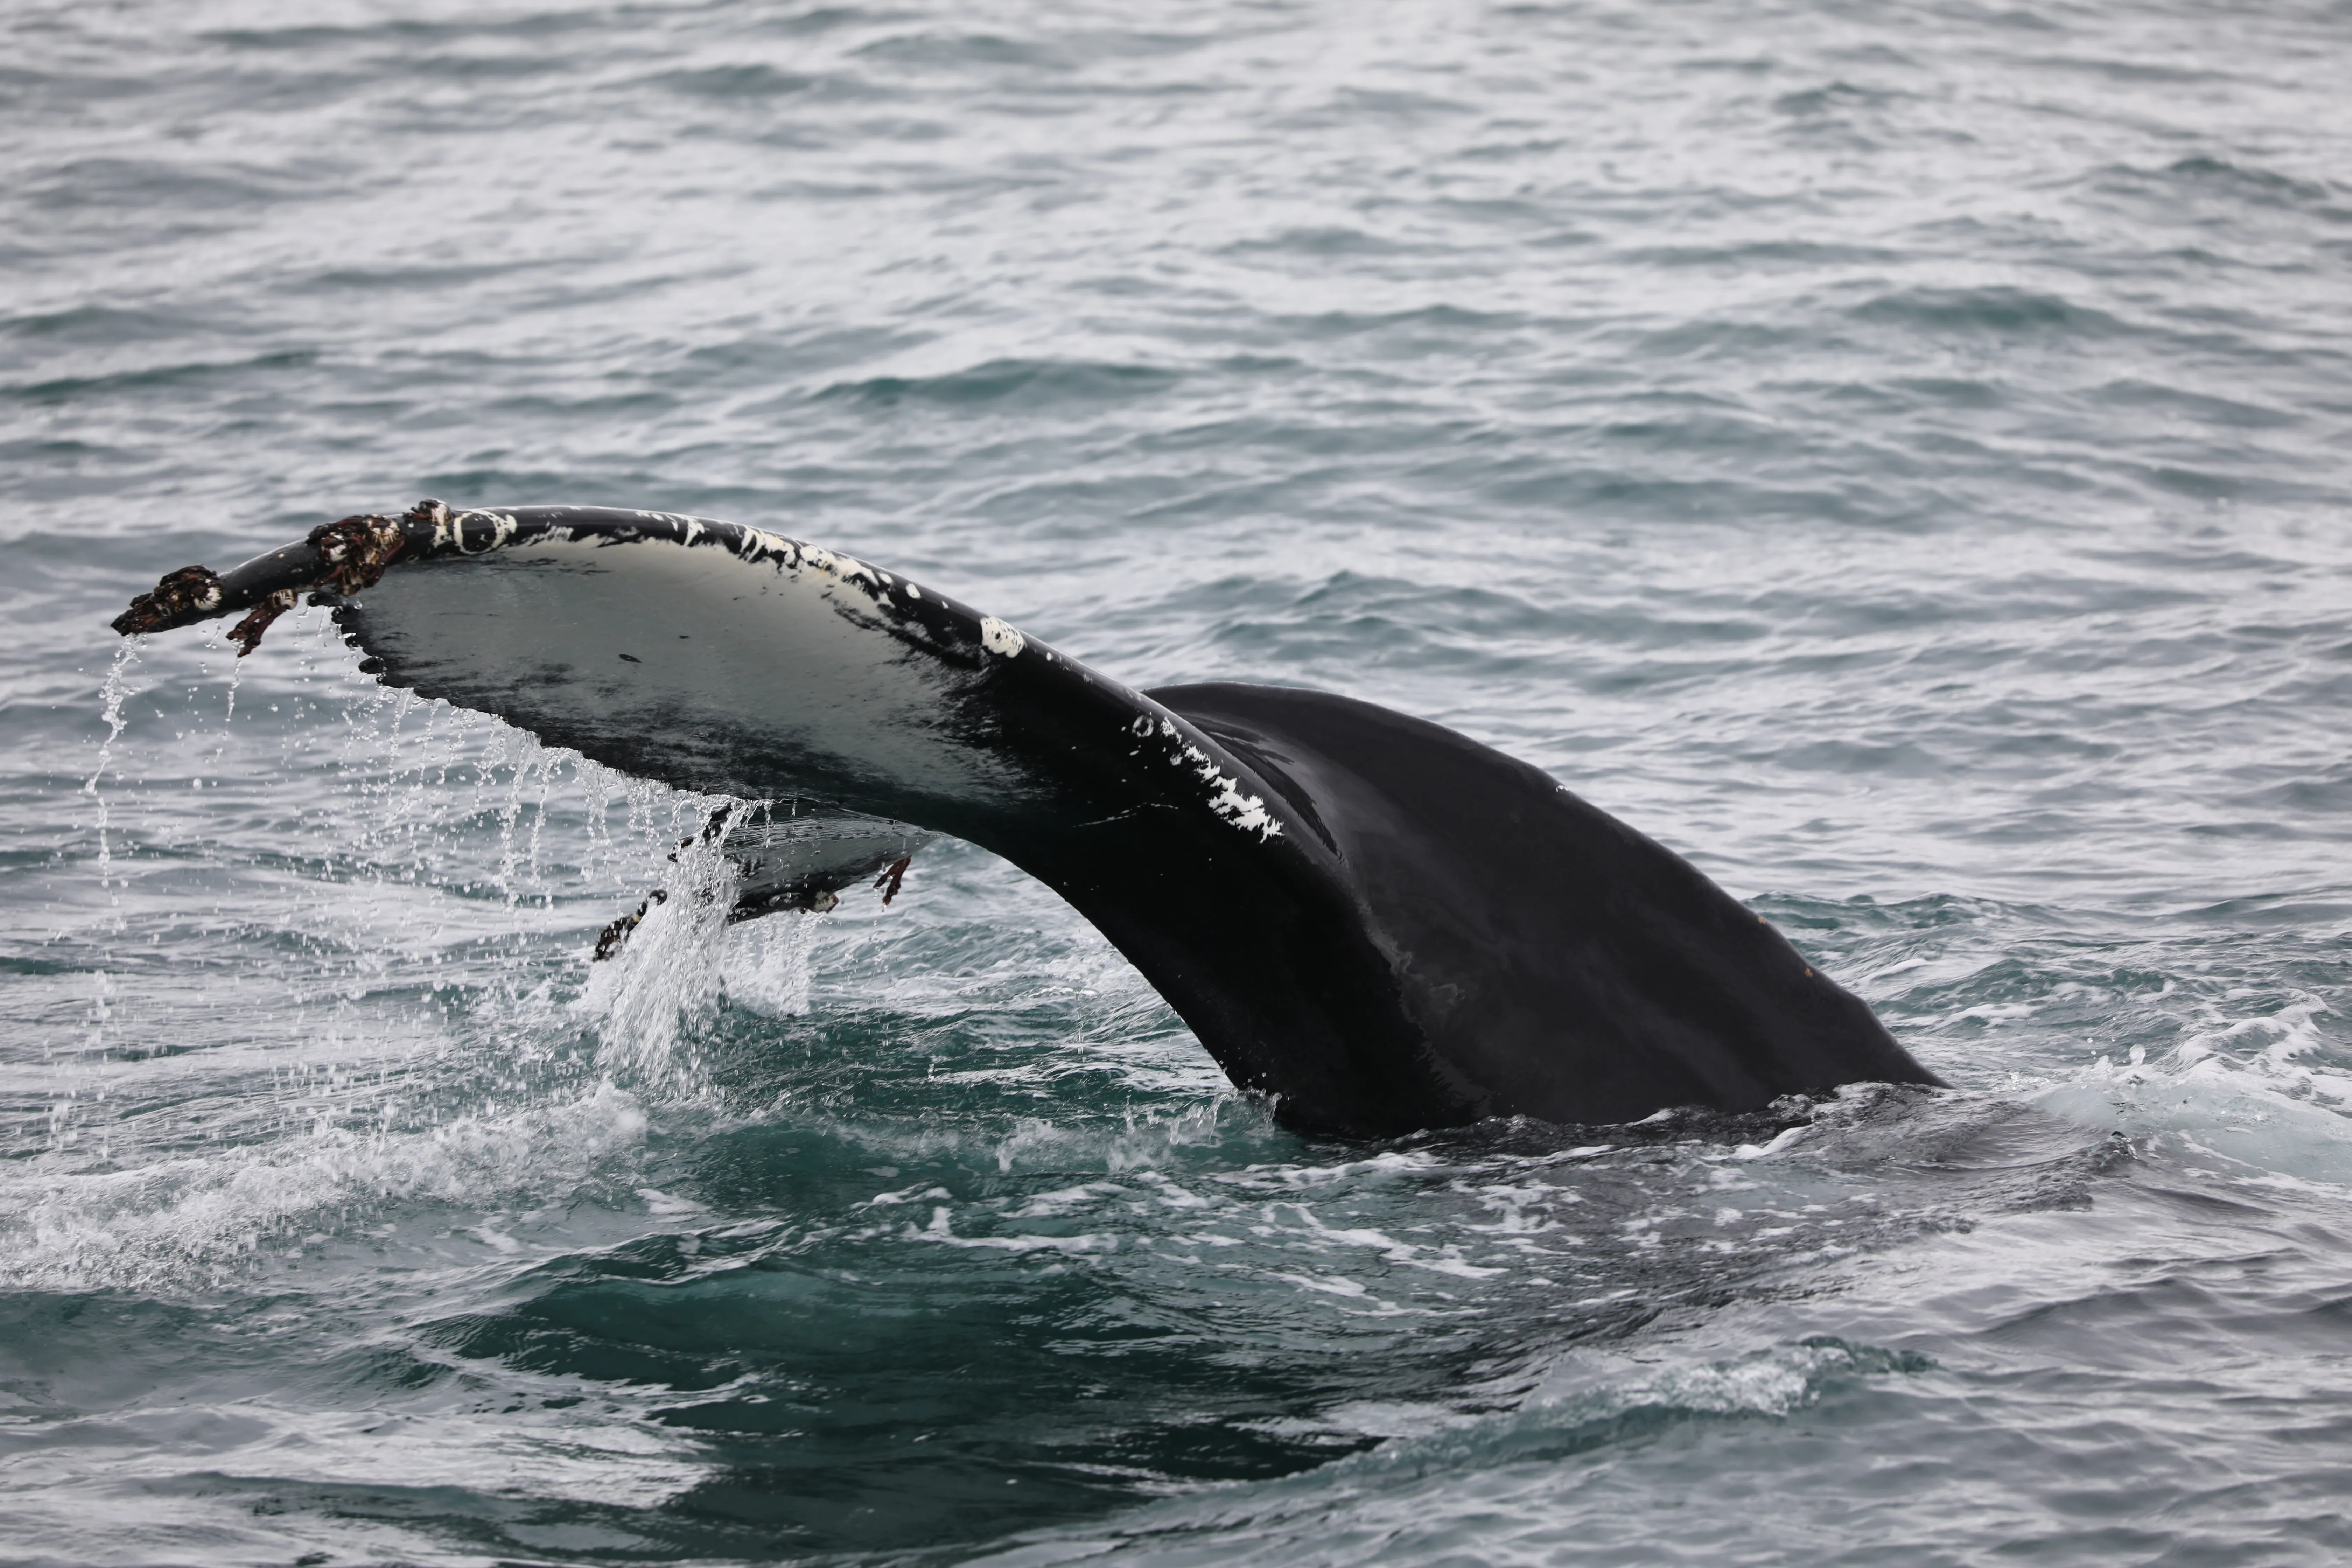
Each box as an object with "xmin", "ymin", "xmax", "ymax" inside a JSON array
[{"xmin": 6, "ymin": 0, "xmax": 2352, "ymax": 1562}]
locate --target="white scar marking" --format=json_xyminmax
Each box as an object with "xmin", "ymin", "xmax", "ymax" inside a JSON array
[
  {"xmin": 979, "ymin": 616, "xmax": 1026, "ymax": 658},
  {"xmin": 451, "ymin": 510, "xmax": 519, "ymax": 554},
  {"xmin": 735, "ymin": 527, "xmax": 797, "ymax": 566},
  {"xmin": 1133, "ymin": 716, "xmax": 1282, "ymax": 839}
]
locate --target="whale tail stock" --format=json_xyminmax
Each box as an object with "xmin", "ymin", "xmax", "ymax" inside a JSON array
[{"xmin": 112, "ymin": 501, "xmax": 1943, "ymax": 1135}]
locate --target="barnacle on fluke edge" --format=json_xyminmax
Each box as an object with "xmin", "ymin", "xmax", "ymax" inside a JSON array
[
  {"xmin": 112, "ymin": 501, "xmax": 433, "ymax": 656},
  {"xmin": 111, "ymin": 564, "xmax": 226, "ymax": 638}
]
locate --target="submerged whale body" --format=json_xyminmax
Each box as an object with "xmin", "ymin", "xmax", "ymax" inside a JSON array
[{"xmin": 113, "ymin": 502, "xmax": 1944, "ymax": 1135}]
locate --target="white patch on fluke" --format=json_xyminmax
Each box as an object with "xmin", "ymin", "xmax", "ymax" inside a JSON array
[
  {"xmin": 979, "ymin": 617, "xmax": 1027, "ymax": 658},
  {"xmin": 797, "ymin": 544, "xmax": 884, "ymax": 595},
  {"xmin": 449, "ymin": 510, "xmax": 519, "ymax": 555},
  {"xmin": 733, "ymin": 527, "xmax": 798, "ymax": 567},
  {"xmin": 359, "ymin": 532, "xmax": 1022, "ymax": 804},
  {"xmin": 1130, "ymin": 714, "xmax": 1284, "ymax": 841}
]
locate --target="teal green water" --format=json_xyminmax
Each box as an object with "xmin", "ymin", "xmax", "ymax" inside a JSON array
[{"xmin": 6, "ymin": 2, "xmax": 2352, "ymax": 1563}]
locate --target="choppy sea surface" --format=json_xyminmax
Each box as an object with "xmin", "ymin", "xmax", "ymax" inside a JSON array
[{"xmin": 6, "ymin": 1, "xmax": 2352, "ymax": 1562}]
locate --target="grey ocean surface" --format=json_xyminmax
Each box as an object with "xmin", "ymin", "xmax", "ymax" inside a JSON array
[{"xmin": 5, "ymin": 1, "xmax": 2351, "ymax": 1562}]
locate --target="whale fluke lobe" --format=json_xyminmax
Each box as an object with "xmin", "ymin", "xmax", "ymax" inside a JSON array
[
  {"xmin": 113, "ymin": 503, "xmax": 1944, "ymax": 1135},
  {"xmin": 1146, "ymin": 682, "xmax": 1939, "ymax": 1123},
  {"xmin": 592, "ymin": 805, "xmax": 934, "ymax": 960}
]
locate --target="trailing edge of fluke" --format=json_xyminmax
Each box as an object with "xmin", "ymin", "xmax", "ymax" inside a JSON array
[{"xmin": 112, "ymin": 500, "xmax": 1944, "ymax": 1136}]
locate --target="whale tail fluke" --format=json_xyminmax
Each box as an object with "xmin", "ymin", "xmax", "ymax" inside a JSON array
[{"xmin": 112, "ymin": 502, "xmax": 1941, "ymax": 1134}]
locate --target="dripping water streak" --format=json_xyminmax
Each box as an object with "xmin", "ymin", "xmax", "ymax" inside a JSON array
[{"xmin": 83, "ymin": 636, "xmax": 144, "ymax": 916}]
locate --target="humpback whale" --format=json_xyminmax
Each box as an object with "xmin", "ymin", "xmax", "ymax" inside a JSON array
[{"xmin": 112, "ymin": 501, "xmax": 1943, "ymax": 1136}]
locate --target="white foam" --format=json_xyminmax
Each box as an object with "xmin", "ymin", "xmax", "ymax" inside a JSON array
[
  {"xmin": 2032, "ymin": 995, "xmax": 2352, "ymax": 1186},
  {"xmin": 0, "ymin": 1082, "xmax": 651, "ymax": 1292},
  {"xmin": 984, "ymin": 1101, "xmax": 1248, "ymax": 1175}
]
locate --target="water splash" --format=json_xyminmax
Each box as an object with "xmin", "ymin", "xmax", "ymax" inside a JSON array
[
  {"xmin": 82, "ymin": 635, "xmax": 144, "ymax": 917},
  {"xmin": 220, "ymin": 639, "xmax": 245, "ymax": 727},
  {"xmin": 2036, "ymin": 994, "xmax": 2352, "ymax": 1185},
  {"xmin": 722, "ymin": 908, "xmax": 818, "ymax": 1017},
  {"xmin": 576, "ymin": 802, "xmax": 744, "ymax": 1096}
]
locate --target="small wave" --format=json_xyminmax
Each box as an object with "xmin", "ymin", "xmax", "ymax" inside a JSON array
[
  {"xmin": 972, "ymin": 1338, "xmax": 1934, "ymax": 1565},
  {"xmin": 0, "ymin": 302, "xmax": 201, "ymax": 345},
  {"xmin": 2035, "ymin": 997, "xmax": 2352, "ymax": 1186},
  {"xmin": 1851, "ymin": 285, "xmax": 2130, "ymax": 339},
  {"xmin": 1771, "ymin": 79, "xmax": 1900, "ymax": 116},
  {"xmin": 848, "ymin": 30, "xmax": 1065, "ymax": 71},
  {"xmin": 5, "ymin": 351, "xmax": 318, "ymax": 408},
  {"xmin": 646, "ymin": 63, "xmax": 821, "ymax": 100},
  {"xmin": 819, "ymin": 358, "xmax": 1182, "ymax": 408},
  {"xmin": 0, "ymin": 1083, "xmax": 652, "ymax": 1292},
  {"xmin": 2162, "ymin": 155, "xmax": 2337, "ymax": 206},
  {"xmin": 1519, "ymin": 1335, "xmax": 1932, "ymax": 1433}
]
